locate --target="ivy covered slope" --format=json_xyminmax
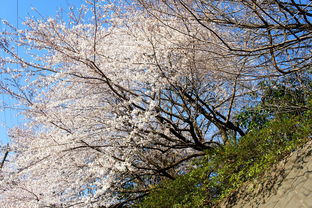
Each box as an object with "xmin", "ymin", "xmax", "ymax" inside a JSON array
[{"xmin": 135, "ymin": 79, "xmax": 312, "ymax": 208}]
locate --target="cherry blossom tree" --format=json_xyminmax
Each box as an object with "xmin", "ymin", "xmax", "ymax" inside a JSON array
[
  {"xmin": 138, "ymin": 0, "xmax": 312, "ymax": 74},
  {"xmin": 0, "ymin": 0, "xmax": 279, "ymax": 207}
]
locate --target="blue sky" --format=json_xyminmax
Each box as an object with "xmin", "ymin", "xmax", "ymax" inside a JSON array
[{"xmin": 0, "ymin": 0, "xmax": 85, "ymax": 144}]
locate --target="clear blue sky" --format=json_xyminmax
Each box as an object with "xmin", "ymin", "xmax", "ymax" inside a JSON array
[{"xmin": 0, "ymin": 0, "xmax": 84, "ymax": 144}]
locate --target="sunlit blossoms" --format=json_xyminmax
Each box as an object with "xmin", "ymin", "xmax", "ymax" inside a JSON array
[{"xmin": 0, "ymin": 0, "xmax": 309, "ymax": 207}]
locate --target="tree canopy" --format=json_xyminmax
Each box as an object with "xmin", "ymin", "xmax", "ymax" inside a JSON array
[{"xmin": 0, "ymin": 0, "xmax": 311, "ymax": 207}]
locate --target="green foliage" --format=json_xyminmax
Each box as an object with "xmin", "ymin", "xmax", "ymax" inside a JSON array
[
  {"xmin": 136, "ymin": 112, "xmax": 311, "ymax": 208},
  {"xmin": 235, "ymin": 106, "xmax": 270, "ymax": 130},
  {"xmin": 135, "ymin": 79, "xmax": 312, "ymax": 208},
  {"xmin": 214, "ymin": 112, "xmax": 311, "ymax": 199},
  {"xmin": 135, "ymin": 171, "xmax": 209, "ymax": 208},
  {"xmin": 237, "ymin": 77, "xmax": 311, "ymax": 131}
]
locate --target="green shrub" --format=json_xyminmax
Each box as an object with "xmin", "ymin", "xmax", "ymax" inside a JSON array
[
  {"xmin": 135, "ymin": 83, "xmax": 311, "ymax": 207},
  {"xmin": 214, "ymin": 112, "xmax": 311, "ymax": 199}
]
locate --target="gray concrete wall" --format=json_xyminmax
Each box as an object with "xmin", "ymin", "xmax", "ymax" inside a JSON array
[{"xmin": 219, "ymin": 140, "xmax": 312, "ymax": 208}]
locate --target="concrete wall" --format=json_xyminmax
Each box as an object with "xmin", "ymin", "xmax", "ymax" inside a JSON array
[{"xmin": 219, "ymin": 140, "xmax": 312, "ymax": 208}]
